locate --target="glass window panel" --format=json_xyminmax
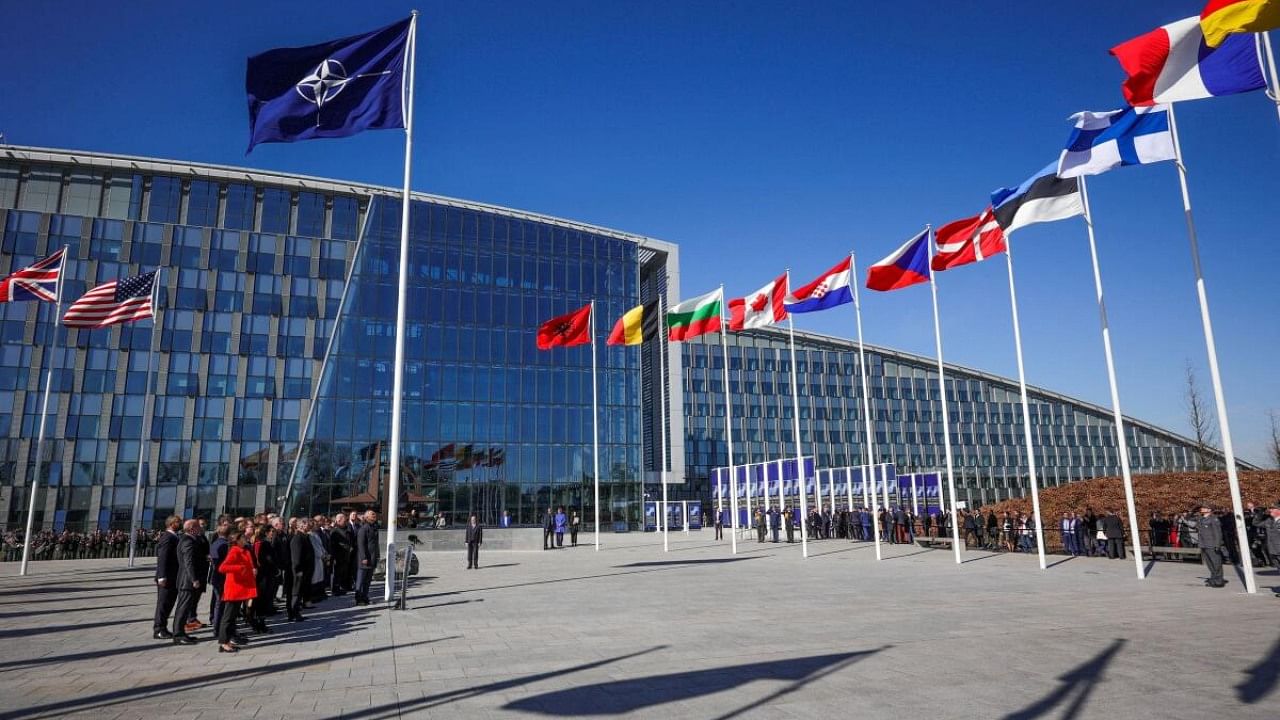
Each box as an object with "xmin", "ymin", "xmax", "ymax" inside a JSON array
[{"xmin": 18, "ymin": 167, "xmax": 61, "ymax": 212}]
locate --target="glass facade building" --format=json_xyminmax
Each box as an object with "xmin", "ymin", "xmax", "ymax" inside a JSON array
[
  {"xmin": 0, "ymin": 146, "xmax": 1226, "ymax": 532},
  {"xmin": 677, "ymin": 329, "xmax": 1237, "ymax": 507}
]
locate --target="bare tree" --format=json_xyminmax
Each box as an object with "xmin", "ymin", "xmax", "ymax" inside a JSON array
[
  {"xmin": 1184, "ymin": 361, "xmax": 1219, "ymax": 471},
  {"xmin": 1268, "ymin": 410, "xmax": 1280, "ymax": 470}
]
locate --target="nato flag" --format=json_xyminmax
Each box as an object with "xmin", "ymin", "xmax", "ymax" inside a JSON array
[{"xmin": 246, "ymin": 17, "xmax": 412, "ymax": 152}]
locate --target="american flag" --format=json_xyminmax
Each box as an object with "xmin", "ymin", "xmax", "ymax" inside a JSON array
[
  {"xmin": 0, "ymin": 248, "xmax": 65, "ymax": 304},
  {"xmin": 63, "ymin": 271, "xmax": 157, "ymax": 328}
]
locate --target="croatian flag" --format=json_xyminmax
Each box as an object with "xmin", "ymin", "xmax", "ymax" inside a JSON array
[
  {"xmin": 1110, "ymin": 15, "xmax": 1266, "ymax": 107},
  {"xmin": 784, "ymin": 256, "xmax": 853, "ymax": 314},
  {"xmin": 1057, "ymin": 106, "xmax": 1175, "ymax": 179},
  {"xmin": 866, "ymin": 229, "xmax": 931, "ymax": 292}
]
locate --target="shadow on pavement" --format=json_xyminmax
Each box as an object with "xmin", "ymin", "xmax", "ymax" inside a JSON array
[
  {"xmin": 807, "ymin": 544, "xmax": 875, "ymax": 558},
  {"xmin": 0, "ymin": 602, "xmax": 140, "ymax": 620},
  {"xmin": 1000, "ymin": 638, "xmax": 1126, "ymax": 720},
  {"xmin": 329, "ymin": 646, "xmax": 670, "ymax": 720},
  {"xmin": 614, "ymin": 558, "xmax": 760, "ymax": 568},
  {"xmin": 0, "ymin": 616, "xmax": 147, "ymax": 640},
  {"xmin": 1236, "ymin": 633, "xmax": 1280, "ymax": 704},
  {"xmin": 417, "ymin": 598, "xmax": 483, "ymax": 610},
  {"xmin": 502, "ymin": 647, "xmax": 887, "ymax": 718},
  {"xmin": 1046, "ymin": 556, "xmax": 1077, "ymax": 569},
  {"xmin": 0, "ymin": 633, "xmax": 459, "ymax": 720}
]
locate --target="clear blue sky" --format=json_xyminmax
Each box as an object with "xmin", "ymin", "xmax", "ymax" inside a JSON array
[{"xmin": 2, "ymin": 1, "xmax": 1276, "ymax": 464}]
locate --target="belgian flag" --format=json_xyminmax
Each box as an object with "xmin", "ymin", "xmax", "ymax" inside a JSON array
[{"xmin": 607, "ymin": 300, "xmax": 660, "ymax": 346}]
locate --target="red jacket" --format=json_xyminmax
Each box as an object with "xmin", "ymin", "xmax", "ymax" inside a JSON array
[{"xmin": 220, "ymin": 544, "xmax": 258, "ymax": 602}]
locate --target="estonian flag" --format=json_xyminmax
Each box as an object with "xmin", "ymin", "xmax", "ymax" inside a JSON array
[{"xmin": 991, "ymin": 163, "xmax": 1083, "ymax": 237}]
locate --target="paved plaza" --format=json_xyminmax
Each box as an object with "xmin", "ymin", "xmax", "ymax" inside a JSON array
[{"xmin": 0, "ymin": 533, "xmax": 1276, "ymax": 720}]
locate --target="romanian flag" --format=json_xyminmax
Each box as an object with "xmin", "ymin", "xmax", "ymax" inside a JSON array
[
  {"xmin": 607, "ymin": 300, "xmax": 660, "ymax": 346},
  {"xmin": 1201, "ymin": 0, "xmax": 1280, "ymax": 47},
  {"xmin": 536, "ymin": 303, "xmax": 592, "ymax": 350}
]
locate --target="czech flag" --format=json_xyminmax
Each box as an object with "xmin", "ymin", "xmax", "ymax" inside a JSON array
[
  {"xmin": 866, "ymin": 229, "xmax": 931, "ymax": 292},
  {"xmin": 1110, "ymin": 15, "xmax": 1266, "ymax": 107},
  {"xmin": 1201, "ymin": 0, "xmax": 1280, "ymax": 48}
]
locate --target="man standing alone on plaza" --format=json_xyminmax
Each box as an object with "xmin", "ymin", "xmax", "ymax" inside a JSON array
[
  {"xmin": 355, "ymin": 510, "xmax": 379, "ymax": 605},
  {"xmin": 152, "ymin": 515, "xmax": 182, "ymax": 640},
  {"xmin": 1196, "ymin": 504, "xmax": 1227, "ymax": 588},
  {"xmin": 465, "ymin": 515, "xmax": 483, "ymax": 569}
]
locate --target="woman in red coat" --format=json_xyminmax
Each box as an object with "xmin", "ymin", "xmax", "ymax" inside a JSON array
[{"xmin": 217, "ymin": 529, "xmax": 258, "ymax": 653}]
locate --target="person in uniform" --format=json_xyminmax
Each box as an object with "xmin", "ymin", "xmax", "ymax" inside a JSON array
[{"xmin": 1196, "ymin": 503, "xmax": 1227, "ymax": 588}]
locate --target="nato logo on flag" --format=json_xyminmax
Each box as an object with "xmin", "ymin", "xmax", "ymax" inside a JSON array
[{"xmin": 246, "ymin": 16, "xmax": 412, "ymax": 152}]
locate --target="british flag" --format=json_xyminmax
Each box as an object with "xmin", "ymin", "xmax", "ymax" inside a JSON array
[{"xmin": 0, "ymin": 248, "xmax": 65, "ymax": 304}]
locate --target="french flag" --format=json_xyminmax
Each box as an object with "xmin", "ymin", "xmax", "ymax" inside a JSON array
[
  {"xmin": 1110, "ymin": 15, "xmax": 1266, "ymax": 107},
  {"xmin": 866, "ymin": 229, "xmax": 931, "ymax": 292},
  {"xmin": 784, "ymin": 256, "xmax": 853, "ymax": 314}
]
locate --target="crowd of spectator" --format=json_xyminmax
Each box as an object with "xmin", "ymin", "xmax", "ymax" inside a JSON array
[
  {"xmin": 726, "ymin": 500, "xmax": 1279, "ymax": 570},
  {"xmin": 1, "ymin": 528, "xmax": 149, "ymax": 561}
]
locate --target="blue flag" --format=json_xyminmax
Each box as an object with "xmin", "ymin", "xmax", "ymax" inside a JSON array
[{"xmin": 246, "ymin": 17, "xmax": 412, "ymax": 152}]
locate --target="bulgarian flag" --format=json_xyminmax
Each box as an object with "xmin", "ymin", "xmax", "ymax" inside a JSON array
[{"xmin": 666, "ymin": 288, "xmax": 723, "ymax": 341}]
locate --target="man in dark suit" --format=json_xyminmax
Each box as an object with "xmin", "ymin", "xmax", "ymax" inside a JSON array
[
  {"xmin": 207, "ymin": 520, "xmax": 230, "ymax": 632},
  {"xmin": 180, "ymin": 517, "xmax": 211, "ymax": 631},
  {"xmin": 1102, "ymin": 511, "xmax": 1125, "ymax": 559},
  {"xmin": 270, "ymin": 517, "xmax": 290, "ymax": 616},
  {"xmin": 542, "ymin": 508, "xmax": 554, "ymax": 550},
  {"xmin": 465, "ymin": 515, "xmax": 483, "ymax": 569},
  {"xmin": 329, "ymin": 512, "xmax": 354, "ymax": 596},
  {"xmin": 288, "ymin": 519, "xmax": 314, "ymax": 621},
  {"xmin": 171, "ymin": 519, "xmax": 206, "ymax": 644},
  {"xmin": 152, "ymin": 515, "xmax": 182, "ymax": 639},
  {"xmin": 355, "ymin": 510, "xmax": 380, "ymax": 605}
]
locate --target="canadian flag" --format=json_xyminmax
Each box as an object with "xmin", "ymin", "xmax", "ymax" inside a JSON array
[
  {"xmin": 931, "ymin": 206, "xmax": 1007, "ymax": 272},
  {"xmin": 729, "ymin": 273, "xmax": 788, "ymax": 331}
]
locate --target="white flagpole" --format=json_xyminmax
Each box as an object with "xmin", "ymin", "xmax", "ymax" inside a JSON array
[
  {"xmin": 1259, "ymin": 34, "xmax": 1280, "ymax": 127},
  {"xmin": 718, "ymin": 287, "xmax": 738, "ymax": 555},
  {"xmin": 1078, "ymin": 176, "xmax": 1145, "ymax": 580},
  {"xmin": 776, "ymin": 459, "xmax": 785, "ymax": 529},
  {"xmin": 786, "ymin": 312, "xmax": 810, "ymax": 558},
  {"xmin": 19, "ymin": 248, "xmax": 67, "ymax": 576},
  {"xmin": 910, "ymin": 474, "xmax": 919, "ymax": 516},
  {"xmin": 828, "ymin": 467, "xmax": 836, "ymax": 516},
  {"xmin": 1004, "ymin": 240, "xmax": 1047, "ymax": 570},
  {"xmin": 658, "ymin": 296, "xmax": 670, "ymax": 552},
  {"xmin": 849, "ymin": 254, "xmax": 881, "ymax": 561},
  {"xmin": 925, "ymin": 229, "xmax": 962, "ymax": 564},
  {"xmin": 384, "ymin": 11, "xmax": 418, "ymax": 601},
  {"xmin": 590, "ymin": 300, "xmax": 602, "ymax": 552},
  {"xmin": 128, "ymin": 270, "xmax": 164, "ymax": 568},
  {"xmin": 1166, "ymin": 105, "xmax": 1256, "ymax": 593}
]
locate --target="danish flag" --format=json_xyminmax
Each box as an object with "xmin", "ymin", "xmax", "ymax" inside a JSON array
[
  {"xmin": 0, "ymin": 248, "xmax": 66, "ymax": 304},
  {"xmin": 931, "ymin": 206, "xmax": 1007, "ymax": 272}
]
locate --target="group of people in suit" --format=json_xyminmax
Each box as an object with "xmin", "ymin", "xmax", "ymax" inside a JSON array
[
  {"xmin": 152, "ymin": 509, "xmax": 381, "ymax": 652},
  {"xmin": 540, "ymin": 507, "xmax": 580, "ymax": 549}
]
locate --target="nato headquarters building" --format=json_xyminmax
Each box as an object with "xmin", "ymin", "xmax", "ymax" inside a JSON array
[{"xmin": 0, "ymin": 146, "xmax": 1224, "ymax": 532}]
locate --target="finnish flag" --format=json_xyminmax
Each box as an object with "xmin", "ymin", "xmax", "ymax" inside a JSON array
[{"xmin": 1057, "ymin": 105, "xmax": 1176, "ymax": 179}]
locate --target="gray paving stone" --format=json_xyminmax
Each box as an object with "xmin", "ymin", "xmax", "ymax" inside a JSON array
[{"xmin": 0, "ymin": 533, "xmax": 1276, "ymax": 718}]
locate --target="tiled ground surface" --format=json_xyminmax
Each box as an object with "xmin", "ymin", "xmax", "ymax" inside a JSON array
[{"xmin": 0, "ymin": 531, "xmax": 1276, "ymax": 719}]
